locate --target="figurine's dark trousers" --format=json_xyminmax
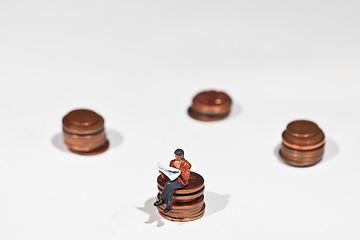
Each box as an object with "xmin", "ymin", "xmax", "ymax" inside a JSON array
[{"xmin": 160, "ymin": 180, "xmax": 183, "ymax": 209}]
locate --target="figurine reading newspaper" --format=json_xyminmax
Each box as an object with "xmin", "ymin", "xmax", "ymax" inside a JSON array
[
  {"xmin": 154, "ymin": 148, "xmax": 192, "ymax": 213},
  {"xmin": 158, "ymin": 162, "xmax": 181, "ymax": 181}
]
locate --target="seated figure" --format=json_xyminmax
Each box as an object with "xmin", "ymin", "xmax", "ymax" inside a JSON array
[{"xmin": 154, "ymin": 148, "xmax": 191, "ymax": 213}]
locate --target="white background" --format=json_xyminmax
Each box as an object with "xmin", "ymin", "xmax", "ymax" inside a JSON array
[{"xmin": 1, "ymin": 0, "xmax": 359, "ymax": 239}]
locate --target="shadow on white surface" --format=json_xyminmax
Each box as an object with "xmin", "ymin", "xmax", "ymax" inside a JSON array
[
  {"xmin": 137, "ymin": 197, "xmax": 165, "ymax": 227},
  {"xmin": 203, "ymin": 191, "xmax": 230, "ymax": 218},
  {"xmin": 273, "ymin": 137, "xmax": 340, "ymax": 166},
  {"xmin": 107, "ymin": 129, "xmax": 124, "ymax": 150},
  {"xmin": 51, "ymin": 128, "xmax": 124, "ymax": 153},
  {"xmin": 137, "ymin": 191, "xmax": 230, "ymax": 226},
  {"xmin": 228, "ymin": 102, "xmax": 241, "ymax": 119},
  {"xmin": 322, "ymin": 138, "xmax": 340, "ymax": 163},
  {"xmin": 51, "ymin": 133, "xmax": 69, "ymax": 153}
]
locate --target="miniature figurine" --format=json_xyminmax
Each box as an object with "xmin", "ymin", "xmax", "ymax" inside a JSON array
[
  {"xmin": 154, "ymin": 149, "xmax": 205, "ymax": 222},
  {"xmin": 154, "ymin": 149, "xmax": 191, "ymax": 213}
]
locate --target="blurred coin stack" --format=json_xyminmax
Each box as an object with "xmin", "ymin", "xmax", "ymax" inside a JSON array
[
  {"xmin": 156, "ymin": 172, "xmax": 206, "ymax": 222},
  {"xmin": 62, "ymin": 109, "xmax": 109, "ymax": 155},
  {"xmin": 188, "ymin": 90, "xmax": 232, "ymax": 121},
  {"xmin": 280, "ymin": 120, "xmax": 325, "ymax": 167}
]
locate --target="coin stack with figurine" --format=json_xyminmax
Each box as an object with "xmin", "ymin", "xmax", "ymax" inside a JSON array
[{"xmin": 154, "ymin": 149, "xmax": 206, "ymax": 222}]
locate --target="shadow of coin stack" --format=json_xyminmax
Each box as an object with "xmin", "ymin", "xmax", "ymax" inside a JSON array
[
  {"xmin": 156, "ymin": 172, "xmax": 205, "ymax": 222},
  {"xmin": 62, "ymin": 109, "xmax": 109, "ymax": 155},
  {"xmin": 280, "ymin": 120, "xmax": 325, "ymax": 167}
]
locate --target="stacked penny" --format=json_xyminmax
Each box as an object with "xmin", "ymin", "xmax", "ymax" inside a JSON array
[
  {"xmin": 62, "ymin": 109, "xmax": 109, "ymax": 155},
  {"xmin": 156, "ymin": 172, "xmax": 205, "ymax": 222},
  {"xmin": 188, "ymin": 90, "xmax": 232, "ymax": 121},
  {"xmin": 280, "ymin": 120, "xmax": 325, "ymax": 167}
]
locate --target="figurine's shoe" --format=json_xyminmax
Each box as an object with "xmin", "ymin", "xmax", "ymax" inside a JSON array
[
  {"xmin": 164, "ymin": 206, "xmax": 171, "ymax": 213},
  {"xmin": 153, "ymin": 199, "xmax": 165, "ymax": 206}
]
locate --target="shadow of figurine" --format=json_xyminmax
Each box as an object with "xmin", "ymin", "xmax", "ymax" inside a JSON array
[
  {"xmin": 203, "ymin": 191, "xmax": 230, "ymax": 218},
  {"xmin": 137, "ymin": 197, "xmax": 165, "ymax": 227}
]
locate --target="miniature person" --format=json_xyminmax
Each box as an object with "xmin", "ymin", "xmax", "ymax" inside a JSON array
[{"xmin": 154, "ymin": 149, "xmax": 191, "ymax": 213}]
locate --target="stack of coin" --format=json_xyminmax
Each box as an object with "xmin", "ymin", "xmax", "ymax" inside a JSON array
[
  {"xmin": 280, "ymin": 120, "xmax": 325, "ymax": 167},
  {"xmin": 156, "ymin": 172, "xmax": 205, "ymax": 222},
  {"xmin": 188, "ymin": 90, "xmax": 232, "ymax": 121},
  {"xmin": 62, "ymin": 109, "xmax": 109, "ymax": 155}
]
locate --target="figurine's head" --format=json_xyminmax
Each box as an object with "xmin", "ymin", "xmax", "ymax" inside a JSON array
[{"xmin": 174, "ymin": 148, "xmax": 184, "ymax": 160}]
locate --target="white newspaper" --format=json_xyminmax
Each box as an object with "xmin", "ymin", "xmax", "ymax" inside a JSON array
[{"xmin": 157, "ymin": 162, "xmax": 181, "ymax": 181}]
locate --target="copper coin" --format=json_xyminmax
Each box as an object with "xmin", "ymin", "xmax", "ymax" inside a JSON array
[
  {"xmin": 62, "ymin": 109, "xmax": 109, "ymax": 155},
  {"xmin": 63, "ymin": 109, "xmax": 104, "ymax": 135},
  {"xmin": 157, "ymin": 171, "xmax": 204, "ymax": 194},
  {"xmin": 63, "ymin": 130, "xmax": 106, "ymax": 146},
  {"xmin": 157, "ymin": 195, "xmax": 204, "ymax": 212},
  {"xmin": 159, "ymin": 205, "xmax": 204, "ymax": 217},
  {"xmin": 156, "ymin": 171, "xmax": 205, "ymax": 222},
  {"xmin": 279, "ymin": 120, "xmax": 325, "ymax": 167},
  {"xmin": 280, "ymin": 143, "xmax": 325, "ymax": 159},
  {"xmin": 279, "ymin": 151, "xmax": 323, "ymax": 167},
  {"xmin": 158, "ymin": 204, "xmax": 205, "ymax": 222},
  {"xmin": 156, "ymin": 194, "xmax": 205, "ymax": 213},
  {"xmin": 287, "ymin": 120, "xmax": 321, "ymax": 137},
  {"xmin": 68, "ymin": 140, "xmax": 109, "ymax": 156},
  {"xmin": 65, "ymin": 138, "xmax": 108, "ymax": 153},
  {"xmin": 158, "ymin": 186, "xmax": 205, "ymax": 201},
  {"xmin": 280, "ymin": 144, "xmax": 324, "ymax": 167},
  {"xmin": 188, "ymin": 90, "xmax": 232, "ymax": 121},
  {"xmin": 282, "ymin": 120, "xmax": 325, "ymax": 150}
]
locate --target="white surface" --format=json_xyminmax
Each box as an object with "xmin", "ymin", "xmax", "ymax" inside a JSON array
[{"xmin": 1, "ymin": 0, "xmax": 360, "ymax": 239}]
